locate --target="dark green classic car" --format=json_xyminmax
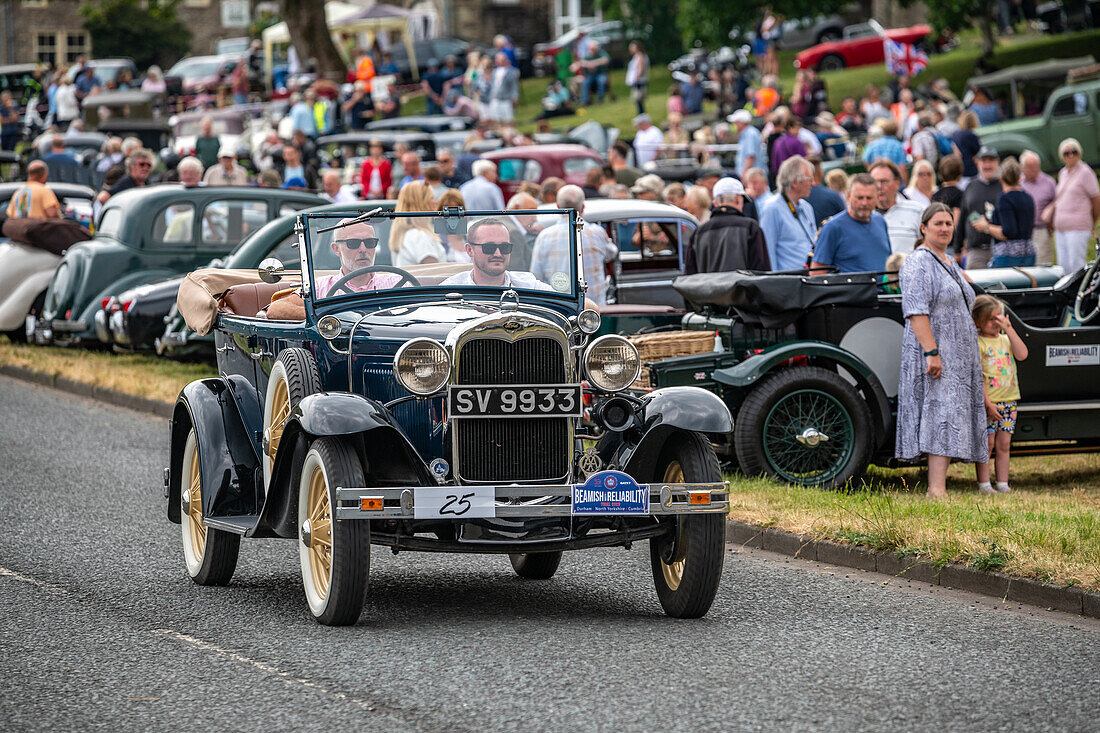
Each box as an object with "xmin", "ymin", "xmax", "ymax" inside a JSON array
[{"xmin": 33, "ymin": 185, "xmax": 322, "ymax": 346}]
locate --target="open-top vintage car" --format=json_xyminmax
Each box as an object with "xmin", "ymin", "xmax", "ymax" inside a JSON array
[
  {"xmin": 641, "ymin": 261, "xmax": 1100, "ymax": 488},
  {"xmin": 166, "ymin": 207, "xmax": 734, "ymax": 625}
]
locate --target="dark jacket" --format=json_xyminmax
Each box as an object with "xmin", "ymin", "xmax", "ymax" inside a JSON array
[{"xmin": 685, "ymin": 206, "xmax": 770, "ymax": 275}]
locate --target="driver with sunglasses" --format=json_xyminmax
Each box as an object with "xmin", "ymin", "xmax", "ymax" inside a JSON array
[
  {"xmin": 313, "ymin": 219, "xmax": 404, "ymax": 299},
  {"xmin": 441, "ymin": 218, "xmax": 553, "ymax": 291}
]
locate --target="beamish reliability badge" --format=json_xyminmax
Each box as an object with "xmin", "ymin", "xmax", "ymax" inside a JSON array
[{"xmin": 571, "ymin": 470, "xmax": 650, "ymax": 515}]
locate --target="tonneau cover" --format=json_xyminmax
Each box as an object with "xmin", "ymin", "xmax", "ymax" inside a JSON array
[
  {"xmin": 1, "ymin": 217, "xmax": 91, "ymax": 255},
  {"xmin": 673, "ymin": 271, "xmax": 879, "ymax": 328}
]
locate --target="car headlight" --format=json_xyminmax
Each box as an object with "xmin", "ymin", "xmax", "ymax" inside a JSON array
[
  {"xmin": 393, "ymin": 338, "xmax": 451, "ymax": 395},
  {"xmin": 584, "ymin": 335, "xmax": 640, "ymax": 392}
]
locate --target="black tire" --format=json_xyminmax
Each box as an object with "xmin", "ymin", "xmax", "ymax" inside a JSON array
[
  {"xmin": 650, "ymin": 433, "xmax": 725, "ymax": 619},
  {"xmin": 263, "ymin": 348, "xmax": 321, "ymax": 489},
  {"xmin": 3, "ymin": 291, "xmax": 46, "ymax": 343},
  {"xmin": 734, "ymin": 365, "xmax": 872, "ymax": 490},
  {"xmin": 509, "ymin": 551, "xmax": 563, "ymax": 579},
  {"xmin": 818, "ymin": 54, "xmax": 845, "ymax": 72},
  {"xmin": 181, "ymin": 429, "xmax": 240, "ymax": 586},
  {"xmin": 299, "ymin": 436, "xmax": 369, "ymax": 626}
]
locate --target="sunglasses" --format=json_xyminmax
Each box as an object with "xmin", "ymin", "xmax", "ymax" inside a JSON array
[
  {"xmin": 338, "ymin": 237, "xmax": 379, "ymax": 249},
  {"xmin": 473, "ymin": 241, "xmax": 513, "ymax": 255},
  {"xmin": 1062, "ymin": 149, "xmax": 1080, "ymax": 156},
  {"xmin": 135, "ymin": 161, "xmax": 152, "ymax": 168}
]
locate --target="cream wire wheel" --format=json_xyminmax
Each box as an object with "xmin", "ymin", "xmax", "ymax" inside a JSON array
[
  {"xmin": 298, "ymin": 437, "xmax": 370, "ymax": 626},
  {"xmin": 649, "ymin": 434, "xmax": 725, "ymax": 619},
  {"xmin": 263, "ymin": 348, "xmax": 320, "ymax": 492},
  {"xmin": 180, "ymin": 429, "xmax": 239, "ymax": 586}
]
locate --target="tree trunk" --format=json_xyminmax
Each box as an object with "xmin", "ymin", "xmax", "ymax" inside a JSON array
[
  {"xmin": 277, "ymin": 0, "xmax": 347, "ymax": 83},
  {"xmin": 979, "ymin": 8, "xmax": 997, "ymax": 60}
]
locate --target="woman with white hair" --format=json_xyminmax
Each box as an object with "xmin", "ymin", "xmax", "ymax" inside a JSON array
[
  {"xmin": 1043, "ymin": 137, "xmax": 1100, "ymax": 274},
  {"xmin": 904, "ymin": 159, "xmax": 937, "ymax": 207}
]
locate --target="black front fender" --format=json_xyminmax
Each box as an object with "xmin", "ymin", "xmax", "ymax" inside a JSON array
[{"xmin": 168, "ymin": 376, "xmax": 263, "ymax": 524}]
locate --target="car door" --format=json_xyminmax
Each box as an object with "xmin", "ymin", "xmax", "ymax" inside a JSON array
[
  {"xmin": 1047, "ymin": 89, "xmax": 1097, "ymax": 165},
  {"xmin": 609, "ymin": 217, "xmax": 695, "ymax": 308}
]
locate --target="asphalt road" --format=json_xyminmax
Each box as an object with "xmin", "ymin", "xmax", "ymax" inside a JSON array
[{"xmin": 1, "ymin": 374, "xmax": 1098, "ymax": 732}]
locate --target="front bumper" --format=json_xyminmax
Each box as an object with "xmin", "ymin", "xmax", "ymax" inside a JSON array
[{"xmin": 335, "ymin": 481, "xmax": 729, "ymax": 520}]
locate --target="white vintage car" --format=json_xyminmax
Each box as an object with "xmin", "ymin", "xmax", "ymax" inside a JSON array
[{"xmin": 0, "ymin": 182, "xmax": 94, "ymax": 340}]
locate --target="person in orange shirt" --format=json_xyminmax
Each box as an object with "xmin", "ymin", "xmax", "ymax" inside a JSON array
[
  {"xmin": 753, "ymin": 74, "xmax": 780, "ymax": 117},
  {"xmin": 355, "ymin": 51, "xmax": 376, "ymax": 92},
  {"xmin": 6, "ymin": 161, "xmax": 61, "ymax": 219}
]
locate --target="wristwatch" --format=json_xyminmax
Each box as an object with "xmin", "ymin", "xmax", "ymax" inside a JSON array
[{"xmin": 923, "ymin": 348, "xmax": 940, "ymax": 357}]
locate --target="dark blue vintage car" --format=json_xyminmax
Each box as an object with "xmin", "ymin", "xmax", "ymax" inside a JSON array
[{"xmin": 166, "ymin": 207, "xmax": 734, "ymax": 625}]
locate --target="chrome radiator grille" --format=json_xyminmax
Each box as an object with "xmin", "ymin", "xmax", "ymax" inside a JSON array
[{"xmin": 454, "ymin": 335, "xmax": 570, "ymax": 483}]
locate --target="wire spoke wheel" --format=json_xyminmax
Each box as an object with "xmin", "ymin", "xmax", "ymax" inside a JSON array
[
  {"xmin": 263, "ymin": 348, "xmax": 320, "ymax": 493},
  {"xmin": 179, "ymin": 429, "xmax": 239, "ymax": 586},
  {"xmin": 658, "ymin": 460, "xmax": 687, "ymax": 592}
]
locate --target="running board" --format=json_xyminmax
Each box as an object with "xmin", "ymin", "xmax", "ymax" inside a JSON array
[
  {"xmin": 1016, "ymin": 401, "xmax": 1100, "ymax": 412},
  {"xmin": 204, "ymin": 515, "xmax": 259, "ymax": 534}
]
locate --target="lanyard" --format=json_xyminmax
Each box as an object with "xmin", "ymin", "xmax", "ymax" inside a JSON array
[{"xmin": 783, "ymin": 194, "xmax": 817, "ymax": 249}]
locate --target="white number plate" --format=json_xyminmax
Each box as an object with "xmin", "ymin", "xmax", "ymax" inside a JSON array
[{"xmin": 413, "ymin": 486, "xmax": 496, "ymax": 519}]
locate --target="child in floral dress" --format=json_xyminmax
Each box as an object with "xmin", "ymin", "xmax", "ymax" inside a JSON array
[{"xmin": 972, "ymin": 295, "xmax": 1029, "ymax": 493}]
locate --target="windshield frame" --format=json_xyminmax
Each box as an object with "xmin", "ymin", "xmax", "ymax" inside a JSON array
[{"xmin": 298, "ymin": 209, "xmax": 583, "ymax": 318}]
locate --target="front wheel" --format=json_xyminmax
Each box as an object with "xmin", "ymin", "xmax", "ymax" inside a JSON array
[
  {"xmin": 650, "ymin": 434, "xmax": 725, "ymax": 619},
  {"xmin": 734, "ymin": 365, "xmax": 872, "ymax": 489},
  {"xmin": 180, "ymin": 429, "xmax": 240, "ymax": 585},
  {"xmin": 298, "ymin": 437, "xmax": 370, "ymax": 626},
  {"xmin": 509, "ymin": 551, "xmax": 563, "ymax": 579},
  {"xmin": 818, "ymin": 54, "xmax": 845, "ymax": 72}
]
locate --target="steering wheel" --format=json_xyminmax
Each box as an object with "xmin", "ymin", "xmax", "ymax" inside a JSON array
[
  {"xmin": 328, "ymin": 265, "xmax": 420, "ymax": 295},
  {"xmin": 1073, "ymin": 257, "xmax": 1100, "ymax": 324}
]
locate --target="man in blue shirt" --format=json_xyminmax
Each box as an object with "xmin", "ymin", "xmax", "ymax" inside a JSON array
[
  {"xmin": 729, "ymin": 109, "xmax": 765, "ymax": 178},
  {"xmin": 74, "ymin": 66, "xmax": 102, "ymax": 102},
  {"xmin": 861, "ymin": 118, "xmax": 907, "ymax": 180},
  {"xmin": 760, "ymin": 156, "xmax": 817, "ymax": 271},
  {"xmin": 682, "ymin": 72, "xmax": 704, "ymax": 115},
  {"xmin": 810, "ymin": 173, "xmax": 892, "ymax": 273},
  {"xmin": 42, "ymin": 134, "xmax": 78, "ymax": 166},
  {"xmin": 289, "ymin": 91, "xmax": 317, "ymax": 138},
  {"xmin": 421, "ymin": 58, "xmax": 447, "ymax": 115}
]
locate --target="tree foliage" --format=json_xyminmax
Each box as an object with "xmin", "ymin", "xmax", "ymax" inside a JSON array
[
  {"xmin": 596, "ymin": 0, "xmax": 681, "ymax": 63},
  {"xmin": 901, "ymin": 0, "xmax": 998, "ymax": 56},
  {"xmin": 80, "ymin": 0, "xmax": 192, "ymax": 70}
]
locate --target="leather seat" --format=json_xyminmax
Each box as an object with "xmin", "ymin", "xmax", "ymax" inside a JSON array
[{"xmin": 219, "ymin": 282, "xmax": 297, "ymax": 318}]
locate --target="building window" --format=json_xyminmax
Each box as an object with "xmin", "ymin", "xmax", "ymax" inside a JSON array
[
  {"xmin": 184, "ymin": 0, "xmax": 211, "ymax": 6},
  {"xmin": 65, "ymin": 34, "xmax": 88, "ymax": 64},
  {"xmin": 35, "ymin": 34, "xmax": 57, "ymax": 67}
]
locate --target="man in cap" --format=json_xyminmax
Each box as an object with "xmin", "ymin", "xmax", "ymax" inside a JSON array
[
  {"xmin": 810, "ymin": 173, "xmax": 891, "ymax": 273},
  {"xmin": 630, "ymin": 173, "xmax": 663, "ymax": 201},
  {"xmin": 729, "ymin": 109, "xmax": 764, "ymax": 178},
  {"xmin": 203, "ymin": 145, "xmax": 249, "ymax": 186},
  {"xmin": 632, "ymin": 113, "xmax": 663, "ymax": 166},
  {"xmin": 959, "ymin": 145, "xmax": 1003, "ymax": 269},
  {"xmin": 685, "ymin": 177, "xmax": 769, "ymax": 274}
]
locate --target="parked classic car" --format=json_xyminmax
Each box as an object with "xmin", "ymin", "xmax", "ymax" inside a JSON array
[
  {"xmin": 640, "ymin": 262, "xmax": 1100, "ymax": 488},
  {"xmin": 65, "ymin": 58, "xmax": 140, "ymax": 87},
  {"xmin": 481, "ymin": 144, "xmax": 603, "ymax": 199},
  {"xmin": 364, "ymin": 116, "xmax": 475, "ymax": 134},
  {"xmin": 728, "ymin": 14, "xmax": 847, "ymax": 51},
  {"xmin": 977, "ymin": 70, "xmax": 1100, "ymax": 169},
  {"xmin": 170, "ymin": 108, "xmax": 248, "ymax": 159},
  {"xmin": 963, "ymin": 56, "xmax": 1094, "ymax": 120},
  {"xmin": 164, "ymin": 54, "xmax": 241, "ymax": 98},
  {"xmin": 166, "ymin": 207, "xmax": 733, "ymax": 624},
  {"xmin": 33, "ymin": 185, "xmax": 322, "ymax": 347},
  {"xmin": 317, "ymin": 131, "xmax": 437, "ymax": 186},
  {"xmin": 0, "ymin": 182, "xmax": 95, "ymax": 341},
  {"xmin": 106, "ymin": 200, "xmax": 394, "ymax": 352},
  {"xmin": 794, "ymin": 19, "xmax": 932, "ymax": 72}
]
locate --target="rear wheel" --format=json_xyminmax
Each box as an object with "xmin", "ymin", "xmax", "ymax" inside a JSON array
[
  {"xmin": 298, "ymin": 437, "xmax": 370, "ymax": 626},
  {"xmin": 3, "ymin": 291, "xmax": 45, "ymax": 343},
  {"xmin": 734, "ymin": 366, "xmax": 872, "ymax": 489},
  {"xmin": 509, "ymin": 552, "xmax": 563, "ymax": 579},
  {"xmin": 263, "ymin": 348, "xmax": 320, "ymax": 491},
  {"xmin": 650, "ymin": 434, "xmax": 725, "ymax": 619},
  {"xmin": 818, "ymin": 54, "xmax": 845, "ymax": 72},
  {"xmin": 180, "ymin": 429, "xmax": 240, "ymax": 585}
]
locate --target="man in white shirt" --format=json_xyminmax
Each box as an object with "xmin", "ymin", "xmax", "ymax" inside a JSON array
[
  {"xmin": 531, "ymin": 185, "xmax": 617, "ymax": 303},
  {"xmin": 441, "ymin": 218, "xmax": 552, "ymax": 290},
  {"xmin": 632, "ymin": 113, "xmax": 664, "ymax": 166},
  {"xmin": 203, "ymin": 146, "xmax": 250, "ymax": 186},
  {"xmin": 869, "ymin": 159, "xmax": 924, "ymax": 254},
  {"xmin": 320, "ymin": 170, "xmax": 356, "ymax": 203},
  {"xmin": 459, "ymin": 159, "xmax": 506, "ymax": 210}
]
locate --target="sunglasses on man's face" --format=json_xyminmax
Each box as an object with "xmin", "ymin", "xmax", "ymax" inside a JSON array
[
  {"xmin": 338, "ymin": 237, "xmax": 379, "ymax": 250},
  {"xmin": 135, "ymin": 161, "xmax": 152, "ymax": 168},
  {"xmin": 473, "ymin": 241, "xmax": 513, "ymax": 255}
]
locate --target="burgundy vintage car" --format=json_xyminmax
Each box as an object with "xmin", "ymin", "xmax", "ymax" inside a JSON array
[
  {"xmin": 794, "ymin": 20, "xmax": 931, "ymax": 72},
  {"xmin": 481, "ymin": 144, "xmax": 604, "ymax": 199}
]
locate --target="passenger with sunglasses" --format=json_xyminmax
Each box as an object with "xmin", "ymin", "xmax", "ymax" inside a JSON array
[
  {"xmin": 95, "ymin": 148, "xmax": 154, "ymax": 206},
  {"xmin": 313, "ymin": 220, "xmax": 403, "ymax": 299},
  {"xmin": 440, "ymin": 218, "xmax": 552, "ymax": 291}
]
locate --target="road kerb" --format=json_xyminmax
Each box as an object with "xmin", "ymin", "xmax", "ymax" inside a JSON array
[
  {"xmin": 0, "ymin": 364, "xmax": 174, "ymax": 419},
  {"xmin": 726, "ymin": 519, "xmax": 1097, "ymax": 618}
]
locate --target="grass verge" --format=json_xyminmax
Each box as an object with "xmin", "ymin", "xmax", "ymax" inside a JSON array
[
  {"xmin": 728, "ymin": 453, "xmax": 1100, "ymax": 591},
  {"xmin": 0, "ymin": 339, "xmax": 215, "ymax": 405}
]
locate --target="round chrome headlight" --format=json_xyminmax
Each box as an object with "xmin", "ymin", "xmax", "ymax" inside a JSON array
[
  {"xmin": 393, "ymin": 338, "xmax": 451, "ymax": 395},
  {"xmin": 317, "ymin": 315, "xmax": 342, "ymax": 340},
  {"xmin": 577, "ymin": 308, "xmax": 601, "ymax": 334},
  {"xmin": 584, "ymin": 335, "xmax": 641, "ymax": 392}
]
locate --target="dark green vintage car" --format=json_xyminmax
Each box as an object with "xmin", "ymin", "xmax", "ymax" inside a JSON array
[{"xmin": 33, "ymin": 185, "xmax": 322, "ymax": 347}]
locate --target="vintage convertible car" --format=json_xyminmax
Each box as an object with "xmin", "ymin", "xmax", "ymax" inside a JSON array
[
  {"xmin": 166, "ymin": 207, "xmax": 733, "ymax": 625},
  {"xmin": 643, "ymin": 262, "xmax": 1100, "ymax": 488},
  {"xmin": 794, "ymin": 19, "xmax": 932, "ymax": 72},
  {"xmin": 0, "ymin": 182, "xmax": 95, "ymax": 341},
  {"xmin": 33, "ymin": 185, "xmax": 322, "ymax": 347}
]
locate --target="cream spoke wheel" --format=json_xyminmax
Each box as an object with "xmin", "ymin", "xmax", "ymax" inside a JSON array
[
  {"xmin": 306, "ymin": 468, "xmax": 333, "ymax": 600},
  {"xmin": 263, "ymin": 349, "xmax": 321, "ymax": 492},
  {"xmin": 658, "ymin": 461, "xmax": 686, "ymax": 591},
  {"xmin": 179, "ymin": 429, "xmax": 239, "ymax": 586}
]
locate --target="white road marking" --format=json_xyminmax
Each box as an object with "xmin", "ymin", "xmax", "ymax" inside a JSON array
[
  {"xmin": 152, "ymin": 629, "xmax": 382, "ymax": 712},
  {"xmin": 0, "ymin": 566, "xmax": 70, "ymax": 594}
]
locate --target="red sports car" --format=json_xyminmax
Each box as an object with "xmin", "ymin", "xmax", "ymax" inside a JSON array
[{"xmin": 795, "ymin": 20, "xmax": 932, "ymax": 72}]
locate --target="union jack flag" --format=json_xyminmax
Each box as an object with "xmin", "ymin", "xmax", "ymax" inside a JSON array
[{"xmin": 884, "ymin": 39, "xmax": 929, "ymax": 77}]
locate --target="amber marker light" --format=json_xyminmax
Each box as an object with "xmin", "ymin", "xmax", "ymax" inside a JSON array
[
  {"xmin": 361, "ymin": 497, "xmax": 384, "ymax": 511},
  {"xmin": 688, "ymin": 492, "xmax": 711, "ymax": 505}
]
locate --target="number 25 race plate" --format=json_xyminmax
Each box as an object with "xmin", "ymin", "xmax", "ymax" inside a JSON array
[
  {"xmin": 572, "ymin": 471, "xmax": 650, "ymax": 515},
  {"xmin": 448, "ymin": 384, "xmax": 582, "ymax": 418}
]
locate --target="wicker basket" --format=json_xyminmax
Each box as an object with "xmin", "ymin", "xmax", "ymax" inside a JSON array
[{"xmin": 628, "ymin": 330, "xmax": 717, "ymax": 389}]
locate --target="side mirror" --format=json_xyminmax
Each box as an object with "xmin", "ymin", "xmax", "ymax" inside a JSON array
[{"xmin": 258, "ymin": 257, "xmax": 285, "ymax": 284}]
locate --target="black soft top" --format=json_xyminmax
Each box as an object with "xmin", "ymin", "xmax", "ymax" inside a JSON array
[{"xmin": 674, "ymin": 271, "xmax": 880, "ymax": 328}]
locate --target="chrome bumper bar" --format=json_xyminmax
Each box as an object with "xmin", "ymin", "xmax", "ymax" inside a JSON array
[{"xmin": 335, "ymin": 482, "xmax": 730, "ymax": 520}]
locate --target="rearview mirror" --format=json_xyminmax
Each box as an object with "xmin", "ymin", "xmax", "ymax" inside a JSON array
[{"xmin": 258, "ymin": 258, "xmax": 285, "ymax": 284}]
